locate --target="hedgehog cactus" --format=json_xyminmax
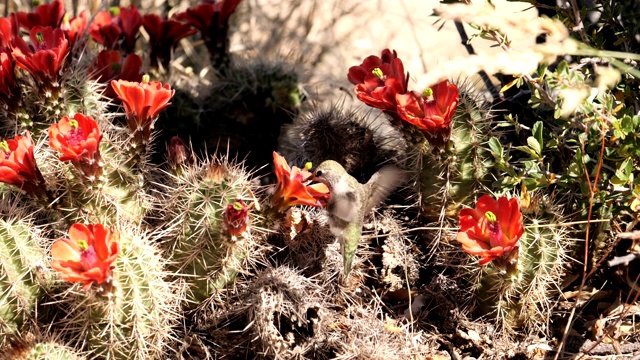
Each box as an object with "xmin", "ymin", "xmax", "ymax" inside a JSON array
[
  {"xmin": 10, "ymin": 340, "xmax": 84, "ymax": 360},
  {"xmin": 161, "ymin": 156, "xmax": 261, "ymax": 307},
  {"xmin": 45, "ymin": 114, "xmax": 151, "ymax": 225},
  {"xmin": 52, "ymin": 224, "xmax": 179, "ymax": 360},
  {"xmin": 457, "ymin": 194, "xmax": 570, "ymax": 334},
  {"xmin": 0, "ymin": 215, "xmax": 48, "ymax": 347},
  {"xmin": 417, "ymin": 81, "xmax": 495, "ymax": 223},
  {"xmin": 279, "ymin": 106, "xmax": 408, "ymax": 183}
]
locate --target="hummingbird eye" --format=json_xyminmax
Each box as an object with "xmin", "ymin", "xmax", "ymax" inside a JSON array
[{"xmin": 314, "ymin": 170, "xmax": 323, "ymax": 178}]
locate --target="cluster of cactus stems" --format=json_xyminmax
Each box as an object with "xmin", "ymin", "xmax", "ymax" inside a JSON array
[{"xmin": 0, "ymin": 0, "xmax": 622, "ymax": 358}]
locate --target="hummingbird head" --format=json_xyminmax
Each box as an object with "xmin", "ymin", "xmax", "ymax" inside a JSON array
[{"xmin": 311, "ymin": 160, "xmax": 346, "ymax": 189}]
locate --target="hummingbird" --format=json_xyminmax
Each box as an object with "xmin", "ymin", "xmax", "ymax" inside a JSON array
[{"xmin": 312, "ymin": 160, "xmax": 405, "ymax": 276}]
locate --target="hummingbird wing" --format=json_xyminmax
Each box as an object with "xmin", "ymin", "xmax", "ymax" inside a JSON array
[
  {"xmin": 364, "ymin": 165, "xmax": 406, "ymax": 214},
  {"xmin": 327, "ymin": 189, "xmax": 358, "ymax": 223}
]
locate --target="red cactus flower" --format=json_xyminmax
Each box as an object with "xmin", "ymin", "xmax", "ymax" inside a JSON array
[
  {"xmin": 271, "ymin": 151, "xmax": 329, "ymax": 211},
  {"xmin": 224, "ymin": 199, "xmax": 249, "ymax": 236},
  {"xmin": 16, "ymin": 0, "xmax": 65, "ymax": 31},
  {"xmin": 48, "ymin": 113, "xmax": 102, "ymax": 179},
  {"xmin": 0, "ymin": 17, "xmax": 16, "ymax": 49},
  {"xmin": 347, "ymin": 49, "xmax": 408, "ymax": 111},
  {"xmin": 61, "ymin": 10, "xmax": 89, "ymax": 48},
  {"xmin": 173, "ymin": 0, "xmax": 241, "ymax": 69},
  {"xmin": 90, "ymin": 50, "xmax": 142, "ymax": 98},
  {"xmin": 167, "ymin": 135, "xmax": 193, "ymax": 168},
  {"xmin": 0, "ymin": 49, "xmax": 17, "ymax": 99},
  {"xmin": 0, "ymin": 133, "xmax": 46, "ymax": 197},
  {"xmin": 173, "ymin": 0, "xmax": 241, "ymax": 38},
  {"xmin": 11, "ymin": 26, "xmax": 70, "ymax": 84},
  {"xmin": 50, "ymin": 223, "xmax": 119, "ymax": 291},
  {"xmin": 110, "ymin": 79, "xmax": 175, "ymax": 143},
  {"xmin": 89, "ymin": 5, "xmax": 141, "ymax": 53},
  {"xmin": 142, "ymin": 14, "xmax": 196, "ymax": 69},
  {"xmin": 396, "ymin": 80, "xmax": 459, "ymax": 143},
  {"xmin": 457, "ymin": 195, "xmax": 523, "ymax": 268}
]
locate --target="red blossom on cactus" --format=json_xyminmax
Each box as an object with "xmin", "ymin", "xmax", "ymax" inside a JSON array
[
  {"xmin": 89, "ymin": 5, "xmax": 141, "ymax": 53},
  {"xmin": 90, "ymin": 50, "xmax": 142, "ymax": 98},
  {"xmin": 395, "ymin": 80, "xmax": 459, "ymax": 143},
  {"xmin": 11, "ymin": 26, "xmax": 70, "ymax": 83},
  {"xmin": 347, "ymin": 49, "xmax": 408, "ymax": 111},
  {"xmin": 173, "ymin": 0, "xmax": 241, "ymax": 69},
  {"xmin": 48, "ymin": 113, "xmax": 102, "ymax": 179},
  {"xmin": 110, "ymin": 78, "xmax": 175, "ymax": 143},
  {"xmin": 50, "ymin": 223, "xmax": 119, "ymax": 291},
  {"xmin": 456, "ymin": 195, "xmax": 523, "ymax": 267},
  {"xmin": 224, "ymin": 199, "xmax": 249, "ymax": 236},
  {"xmin": 142, "ymin": 14, "xmax": 196, "ymax": 69},
  {"xmin": 0, "ymin": 17, "xmax": 16, "ymax": 48},
  {"xmin": 167, "ymin": 136, "xmax": 193, "ymax": 168},
  {"xmin": 61, "ymin": 10, "xmax": 89, "ymax": 48},
  {"xmin": 16, "ymin": 0, "xmax": 65, "ymax": 31},
  {"xmin": 0, "ymin": 49, "xmax": 17, "ymax": 99},
  {"xmin": 173, "ymin": 0, "xmax": 241, "ymax": 38},
  {"xmin": 271, "ymin": 151, "xmax": 329, "ymax": 211},
  {"xmin": 0, "ymin": 133, "xmax": 46, "ymax": 197}
]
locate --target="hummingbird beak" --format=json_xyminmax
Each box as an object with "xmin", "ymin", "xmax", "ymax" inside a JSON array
[{"xmin": 309, "ymin": 174, "xmax": 329, "ymax": 187}]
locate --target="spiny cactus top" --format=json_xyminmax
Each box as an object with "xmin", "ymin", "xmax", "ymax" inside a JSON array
[
  {"xmin": 456, "ymin": 195, "xmax": 523, "ymax": 269},
  {"xmin": 50, "ymin": 223, "xmax": 119, "ymax": 291},
  {"xmin": 270, "ymin": 151, "xmax": 329, "ymax": 212},
  {"xmin": 347, "ymin": 48, "xmax": 408, "ymax": 111}
]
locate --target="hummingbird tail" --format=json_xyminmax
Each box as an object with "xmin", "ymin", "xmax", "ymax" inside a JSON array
[{"xmin": 344, "ymin": 256, "xmax": 353, "ymax": 276}]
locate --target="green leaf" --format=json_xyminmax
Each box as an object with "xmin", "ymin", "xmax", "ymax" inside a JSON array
[
  {"xmin": 532, "ymin": 121, "xmax": 543, "ymax": 151},
  {"xmin": 516, "ymin": 145, "xmax": 539, "ymax": 158},
  {"xmin": 527, "ymin": 137, "xmax": 542, "ymax": 157},
  {"xmin": 488, "ymin": 137, "xmax": 504, "ymax": 159},
  {"xmin": 614, "ymin": 158, "xmax": 633, "ymax": 183}
]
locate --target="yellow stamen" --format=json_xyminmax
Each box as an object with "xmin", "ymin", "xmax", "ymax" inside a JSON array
[
  {"xmin": 304, "ymin": 162, "xmax": 313, "ymax": 171},
  {"xmin": 35, "ymin": 32, "xmax": 44, "ymax": 45},
  {"xmin": 69, "ymin": 119, "xmax": 79, "ymax": 129},
  {"xmin": 371, "ymin": 68, "xmax": 384, "ymax": 80},
  {"xmin": 233, "ymin": 202, "xmax": 244, "ymax": 211},
  {"xmin": 422, "ymin": 87, "xmax": 433, "ymax": 98},
  {"xmin": 76, "ymin": 239, "xmax": 88, "ymax": 250},
  {"xmin": 141, "ymin": 74, "xmax": 150, "ymax": 84},
  {"xmin": 485, "ymin": 211, "xmax": 497, "ymax": 222},
  {"xmin": 0, "ymin": 140, "xmax": 8, "ymax": 153},
  {"xmin": 109, "ymin": 6, "xmax": 120, "ymax": 16}
]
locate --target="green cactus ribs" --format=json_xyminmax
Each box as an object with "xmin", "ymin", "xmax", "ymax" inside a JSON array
[
  {"xmin": 161, "ymin": 155, "xmax": 262, "ymax": 308},
  {"xmin": 419, "ymin": 80, "xmax": 495, "ymax": 225},
  {"xmin": 0, "ymin": 215, "xmax": 49, "ymax": 349}
]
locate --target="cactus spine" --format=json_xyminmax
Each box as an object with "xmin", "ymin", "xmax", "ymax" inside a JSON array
[
  {"xmin": 0, "ymin": 214, "xmax": 48, "ymax": 348},
  {"xmin": 473, "ymin": 195, "xmax": 570, "ymax": 334},
  {"xmin": 55, "ymin": 226, "xmax": 178, "ymax": 360},
  {"xmin": 419, "ymin": 83, "xmax": 495, "ymax": 223},
  {"xmin": 162, "ymin": 157, "xmax": 260, "ymax": 307}
]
